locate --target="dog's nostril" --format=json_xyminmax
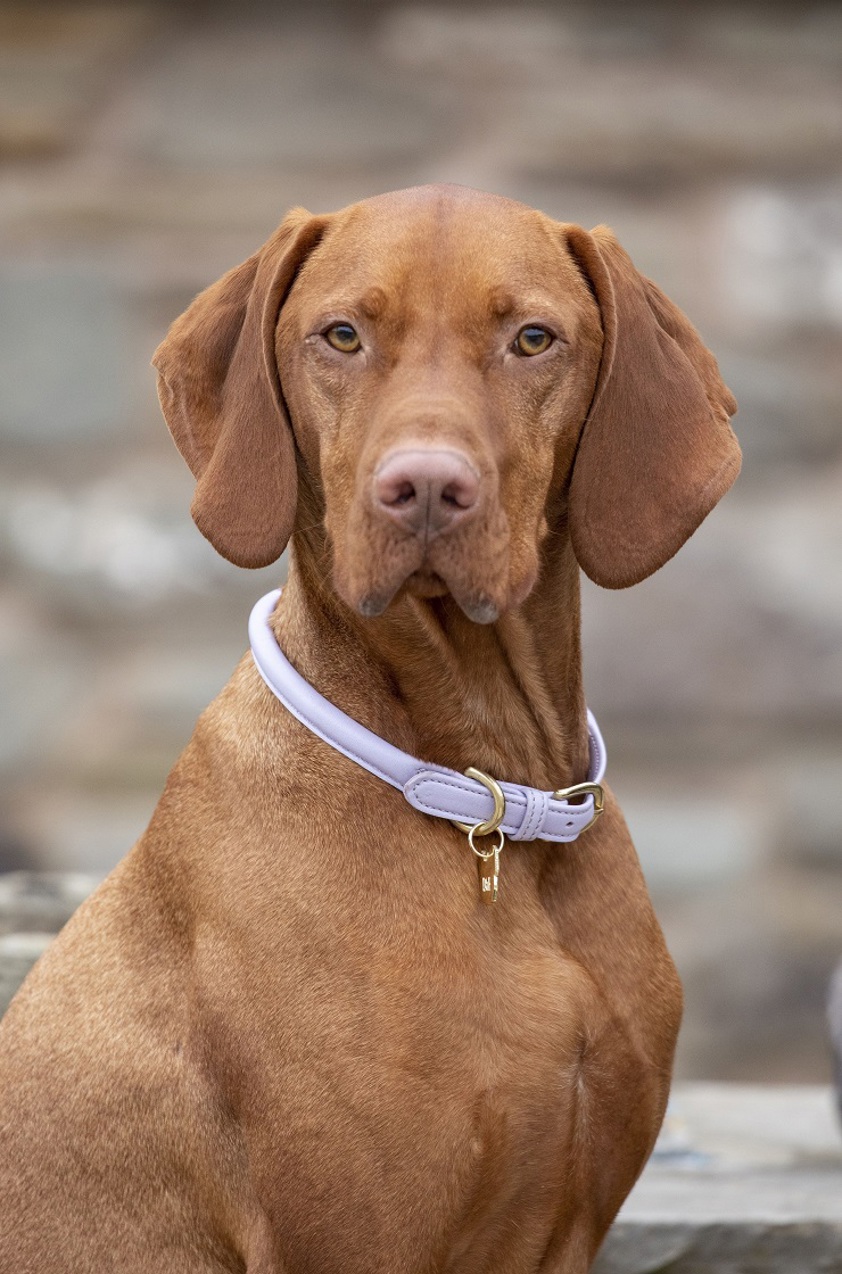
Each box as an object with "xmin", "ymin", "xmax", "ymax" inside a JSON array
[
  {"xmin": 390, "ymin": 481, "xmax": 416, "ymax": 507},
  {"xmin": 441, "ymin": 481, "xmax": 472, "ymax": 509}
]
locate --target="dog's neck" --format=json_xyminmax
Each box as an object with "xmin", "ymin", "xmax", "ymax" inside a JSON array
[{"xmin": 271, "ymin": 522, "xmax": 588, "ymax": 793}]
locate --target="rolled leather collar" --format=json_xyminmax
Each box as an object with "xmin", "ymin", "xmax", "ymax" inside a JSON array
[{"xmin": 249, "ymin": 589, "xmax": 606, "ymax": 843}]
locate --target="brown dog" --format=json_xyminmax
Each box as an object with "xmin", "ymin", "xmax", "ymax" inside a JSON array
[{"xmin": 0, "ymin": 185, "xmax": 739, "ymax": 1272}]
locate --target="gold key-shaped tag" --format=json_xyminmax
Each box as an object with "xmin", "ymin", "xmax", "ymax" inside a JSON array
[
  {"xmin": 478, "ymin": 844, "xmax": 500, "ymax": 905},
  {"xmin": 468, "ymin": 827, "xmax": 505, "ymax": 906}
]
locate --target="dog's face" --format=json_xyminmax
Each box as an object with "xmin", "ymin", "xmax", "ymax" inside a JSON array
[
  {"xmin": 276, "ymin": 189, "xmax": 603, "ymax": 621},
  {"xmin": 154, "ymin": 185, "xmax": 739, "ymax": 618}
]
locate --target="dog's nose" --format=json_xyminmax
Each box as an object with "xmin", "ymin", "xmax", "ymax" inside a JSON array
[{"xmin": 373, "ymin": 448, "xmax": 480, "ymax": 536}]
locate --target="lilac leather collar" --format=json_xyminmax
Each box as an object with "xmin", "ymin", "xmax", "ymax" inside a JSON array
[{"xmin": 248, "ymin": 589, "xmax": 606, "ymax": 844}]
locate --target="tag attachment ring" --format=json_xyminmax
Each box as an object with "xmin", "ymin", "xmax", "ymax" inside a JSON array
[{"xmin": 467, "ymin": 824, "xmax": 505, "ymax": 860}]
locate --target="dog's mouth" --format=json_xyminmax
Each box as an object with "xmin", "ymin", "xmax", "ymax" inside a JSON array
[
  {"xmin": 355, "ymin": 561, "xmax": 503, "ymax": 624},
  {"xmin": 356, "ymin": 568, "xmax": 449, "ymax": 615},
  {"xmin": 403, "ymin": 568, "xmax": 449, "ymax": 598}
]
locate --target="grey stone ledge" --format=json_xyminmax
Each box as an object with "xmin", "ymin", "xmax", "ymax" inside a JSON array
[{"xmin": 596, "ymin": 1084, "xmax": 842, "ymax": 1272}]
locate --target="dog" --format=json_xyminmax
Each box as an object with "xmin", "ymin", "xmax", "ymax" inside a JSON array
[{"xmin": 0, "ymin": 184, "xmax": 739, "ymax": 1273}]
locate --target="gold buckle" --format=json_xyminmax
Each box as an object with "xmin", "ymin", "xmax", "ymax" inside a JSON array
[{"xmin": 551, "ymin": 781, "xmax": 605, "ymax": 834}]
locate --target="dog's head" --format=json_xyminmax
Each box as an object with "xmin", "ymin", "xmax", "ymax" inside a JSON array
[{"xmin": 153, "ymin": 185, "xmax": 739, "ymax": 620}]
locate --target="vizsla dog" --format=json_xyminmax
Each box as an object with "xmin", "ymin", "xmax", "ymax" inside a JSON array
[{"xmin": 0, "ymin": 185, "xmax": 739, "ymax": 1272}]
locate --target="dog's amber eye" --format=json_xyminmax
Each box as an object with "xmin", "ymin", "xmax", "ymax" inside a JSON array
[
  {"xmin": 515, "ymin": 326, "xmax": 553, "ymax": 356},
  {"xmin": 324, "ymin": 323, "xmax": 361, "ymax": 353}
]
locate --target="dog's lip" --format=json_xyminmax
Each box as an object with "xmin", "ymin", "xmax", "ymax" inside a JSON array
[
  {"xmin": 446, "ymin": 584, "xmax": 500, "ymax": 624},
  {"xmin": 357, "ymin": 590, "xmax": 394, "ymax": 618}
]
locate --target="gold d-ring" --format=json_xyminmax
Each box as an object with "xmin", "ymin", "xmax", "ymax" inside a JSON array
[
  {"xmin": 452, "ymin": 767, "xmax": 506, "ymax": 837},
  {"xmin": 552, "ymin": 781, "xmax": 605, "ymax": 834}
]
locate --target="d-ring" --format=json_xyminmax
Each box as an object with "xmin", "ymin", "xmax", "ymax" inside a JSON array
[
  {"xmin": 551, "ymin": 780, "xmax": 605, "ymax": 833},
  {"xmin": 452, "ymin": 767, "xmax": 506, "ymax": 837}
]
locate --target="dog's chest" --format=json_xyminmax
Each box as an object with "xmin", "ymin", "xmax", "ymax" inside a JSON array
[{"xmin": 246, "ymin": 930, "xmax": 597, "ymax": 1272}]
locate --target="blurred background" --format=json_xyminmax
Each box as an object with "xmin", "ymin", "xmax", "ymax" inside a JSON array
[{"xmin": 0, "ymin": 0, "xmax": 840, "ymax": 1082}]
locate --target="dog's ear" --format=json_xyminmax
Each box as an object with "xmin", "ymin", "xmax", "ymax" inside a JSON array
[
  {"xmin": 152, "ymin": 209, "xmax": 329, "ymax": 568},
  {"xmin": 562, "ymin": 225, "xmax": 740, "ymax": 589}
]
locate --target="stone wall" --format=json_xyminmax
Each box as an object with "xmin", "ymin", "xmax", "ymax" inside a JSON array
[{"xmin": 1, "ymin": 1, "xmax": 840, "ymax": 1080}]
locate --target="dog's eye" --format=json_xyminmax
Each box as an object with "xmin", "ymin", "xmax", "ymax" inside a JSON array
[
  {"xmin": 515, "ymin": 326, "xmax": 553, "ymax": 356},
  {"xmin": 324, "ymin": 323, "xmax": 361, "ymax": 353}
]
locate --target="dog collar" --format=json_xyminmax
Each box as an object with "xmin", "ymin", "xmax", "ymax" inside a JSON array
[{"xmin": 249, "ymin": 590, "xmax": 607, "ymax": 854}]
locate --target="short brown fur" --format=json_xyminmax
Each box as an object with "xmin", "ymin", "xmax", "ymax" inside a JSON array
[{"xmin": 0, "ymin": 185, "xmax": 738, "ymax": 1273}]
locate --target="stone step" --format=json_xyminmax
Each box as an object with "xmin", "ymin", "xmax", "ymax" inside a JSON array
[{"xmin": 596, "ymin": 1083, "xmax": 842, "ymax": 1272}]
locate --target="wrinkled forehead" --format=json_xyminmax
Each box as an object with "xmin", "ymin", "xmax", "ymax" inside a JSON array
[{"xmin": 288, "ymin": 188, "xmax": 591, "ymax": 327}]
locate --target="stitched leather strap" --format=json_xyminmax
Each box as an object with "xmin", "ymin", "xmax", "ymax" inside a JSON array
[{"xmin": 249, "ymin": 590, "xmax": 606, "ymax": 843}]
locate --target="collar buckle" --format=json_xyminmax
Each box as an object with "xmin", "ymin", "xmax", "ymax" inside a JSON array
[{"xmin": 552, "ymin": 781, "xmax": 605, "ymax": 834}]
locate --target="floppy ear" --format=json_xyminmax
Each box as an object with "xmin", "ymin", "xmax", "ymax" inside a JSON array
[
  {"xmin": 152, "ymin": 208, "xmax": 329, "ymax": 568},
  {"xmin": 563, "ymin": 225, "xmax": 740, "ymax": 589}
]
